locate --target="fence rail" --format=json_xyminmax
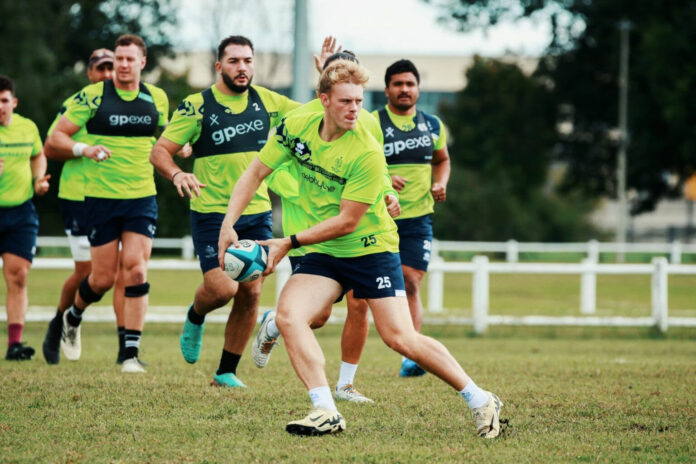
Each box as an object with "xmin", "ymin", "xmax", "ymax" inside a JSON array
[{"xmin": 8, "ymin": 254, "xmax": 695, "ymax": 334}]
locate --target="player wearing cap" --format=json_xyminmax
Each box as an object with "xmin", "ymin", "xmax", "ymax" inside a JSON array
[
  {"xmin": 373, "ymin": 59, "xmax": 451, "ymax": 377},
  {"xmin": 218, "ymin": 60, "xmax": 502, "ymax": 438},
  {"xmin": 149, "ymin": 35, "xmax": 300, "ymax": 387},
  {"xmin": 40, "ymin": 48, "xmax": 132, "ymax": 365},
  {"xmin": 0, "ymin": 75, "xmax": 51, "ymax": 360},
  {"xmin": 46, "ymin": 34, "xmax": 169, "ymax": 373}
]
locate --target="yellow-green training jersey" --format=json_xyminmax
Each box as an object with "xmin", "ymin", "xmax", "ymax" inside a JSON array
[
  {"xmin": 259, "ymin": 111, "xmax": 399, "ymax": 258},
  {"xmin": 0, "ymin": 114, "xmax": 43, "ymax": 207},
  {"xmin": 161, "ymin": 84, "xmax": 300, "ymax": 215},
  {"xmin": 63, "ymin": 80, "xmax": 169, "ymax": 199},
  {"xmin": 372, "ymin": 106, "xmax": 447, "ymax": 219}
]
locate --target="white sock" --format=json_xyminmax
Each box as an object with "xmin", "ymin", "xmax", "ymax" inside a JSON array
[
  {"xmin": 266, "ymin": 318, "xmax": 279, "ymax": 338},
  {"xmin": 308, "ymin": 386, "xmax": 337, "ymax": 412},
  {"xmin": 459, "ymin": 380, "xmax": 489, "ymax": 409},
  {"xmin": 336, "ymin": 361, "xmax": 358, "ymax": 390}
]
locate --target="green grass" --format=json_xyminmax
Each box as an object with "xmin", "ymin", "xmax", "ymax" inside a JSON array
[{"xmin": 1, "ymin": 323, "xmax": 695, "ymax": 463}]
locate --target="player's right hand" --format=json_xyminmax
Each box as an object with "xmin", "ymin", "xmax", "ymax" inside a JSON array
[
  {"xmin": 83, "ymin": 145, "xmax": 112, "ymax": 162},
  {"xmin": 313, "ymin": 35, "xmax": 342, "ymax": 73},
  {"xmin": 257, "ymin": 238, "xmax": 291, "ymax": 276},
  {"xmin": 173, "ymin": 171, "xmax": 206, "ymax": 198},
  {"xmin": 391, "ymin": 175, "xmax": 407, "ymax": 193},
  {"xmin": 218, "ymin": 224, "xmax": 239, "ymax": 270}
]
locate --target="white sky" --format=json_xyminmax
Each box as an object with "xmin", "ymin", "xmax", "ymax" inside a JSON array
[{"xmin": 177, "ymin": 0, "xmax": 552, "ymax": 56}]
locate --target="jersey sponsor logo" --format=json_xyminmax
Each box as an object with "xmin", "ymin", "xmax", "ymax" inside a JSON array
[
  {"xmin": 211, "ymin": 119, "xmax": 265, "ymax": 146},
  {"xmin": 301, "ymin": 172, "xmax": 336, "ymax": 192},
  {"xmin": 108, "ymin": 114, "xmax": 153, "ymax": 126},
  {"xmin": 384, "ymin": 134, "xmax": 432, "ymax": 157},
  {"xmin": 385, "ymin": 127, "xmax": 395, "ymax": 138}
]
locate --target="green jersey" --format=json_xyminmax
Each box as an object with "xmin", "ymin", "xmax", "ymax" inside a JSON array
[
  {"xmin": 47, "ymin": 92, "xmax": 88, "ymax": 201},
  {"xmin": 162, "ymin": 84, "xmax": 300, "ymax": 215},
  {"xmin": 0, "ymin": 114, "xmax": 42, "ymax": 207},
  {"xmin": 259, "ymin": 111, "xmax": 399, "ymax": 258},
  {"xmin": 266, "ymin": 98, "xmax": 393, "ymax": 257},
  {"xmin": 372, "ymin": 106, "xmax": 447, "ymax": 219},
  {"xmin": 64, "ymin": 80, "xmax": 169, "ymax": 199}
]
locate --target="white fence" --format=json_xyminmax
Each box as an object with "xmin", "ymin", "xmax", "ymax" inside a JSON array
[
  {"xmin": 36, "ymin": 237, "xmax": 696, "ymax": 263},
  {"xmin": 10, "ymin": 254, "xmax": 696, "ymax": 334}
]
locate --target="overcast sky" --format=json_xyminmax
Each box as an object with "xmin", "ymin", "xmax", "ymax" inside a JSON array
[{"xmin": 177, "ymin": 0, "xmax": 552, "ymax": 56}]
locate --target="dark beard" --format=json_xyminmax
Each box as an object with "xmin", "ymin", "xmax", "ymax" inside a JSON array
[
  {"xmin": 391, "ymin": 101, "xmax": 413, "ymax": 112},
  {"xmin": 222, "ymin": 72, "xmax": 251, "ymax": 93}
]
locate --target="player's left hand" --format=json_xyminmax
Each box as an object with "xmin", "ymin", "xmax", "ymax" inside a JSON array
[
  {"xmin": 431, "ymin": 182, "xmax": 446, "ymax": 202},
  {"xmin": 385, "ymin": 194, "xmax": 401, "ymax": 218},
  {"xmin": 313, "ymin": 35, "xmax": 342, "ymax": 73},
  {"xmin": 33, "ymin": 174, "xmax": 51, "ymax": 195},
  {"xmin": 257, "ymin": 238, "xmax": 291, "ymax": 276}
]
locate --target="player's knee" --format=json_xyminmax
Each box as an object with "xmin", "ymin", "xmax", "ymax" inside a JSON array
[
  {"xmin": 4, "ymin": 266, "xmax": 28, "ymax": 289},
  {"xmin": 382, "ymin": 331, "xmax": 415, "ymax": 357},
  {"xmin": 125, "ymin": 282, "xmax": 150, "ymax": 298},
  {"xmin": 124, "ymin": 265, "xmax": 147, "ymax": 287},
  {"xmin": 237, "ymin": 282, "xmax": 262, "ymax": 304},
  {"xmin": 79, "ymin": 277, "xmax": 106, "ymax": 303},
  {"xmin": 347, "ymin": 298, "xmax": 369, "ymax": 318}
]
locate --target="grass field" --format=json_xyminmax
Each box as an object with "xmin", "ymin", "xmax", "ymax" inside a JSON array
[
  {"xmin": 1, "ymin": 323, "xmax": 695, "ymax": 463},
  {"xmin": 1, "ymin": 267, "xmax": 695, "ymax": 462}
]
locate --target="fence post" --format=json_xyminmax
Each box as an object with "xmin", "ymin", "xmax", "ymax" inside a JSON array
[
  {"xmin": 275, "ymin": 258, "xmax": 291, "ymax": 304},
  {"xmin": 182, "ymin": 236, "xmax": 195, "ymax": 260},
  {"xmin": 506, "ymin": 239, "xmax": 519, "ymax": 263},
  {"xmin": 669, "ymin": 241, "xmax": 682, "ymax": 264},
  {"xmin": 472, "ymin": 255, "xmax": 489, "ymax": 334},
  {"xmin": 651, "ymin": 257, "xmax": 669, "ymax": 333},
  {"xmin": 587, "ymin": 239, "xmax": 599, "ymax": 263},
  {"xmin": 427, "ymin": 255, "xmax": 444, "ymax": 313},
  {"xmin": 580, "ymin": 258, "xmax": 596, "ymax": 314}
]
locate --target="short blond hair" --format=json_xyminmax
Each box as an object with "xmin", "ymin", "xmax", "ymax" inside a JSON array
[{"xmin": 317, "ymin": 60, "xmax": 369, "ymax": 95}]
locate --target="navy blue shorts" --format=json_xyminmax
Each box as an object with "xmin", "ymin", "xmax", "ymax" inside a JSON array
[
  {"xmin": 293, "ymin": 252, "xmax": 406, "ymax": 300},
  {"xmin": 59, "ymin": 199, "xmax": 89, "ymax": 236},
  {"xmin": 191, "ymin": 210, "xmax": 272, "ymax": 273},
  {"xmin": 0, "ymin": 200, "xmax": 39, "ymax": 262},
  {"xmin": 84, "ymin": 196, "xmax": 158, "ymax": 247},
  {"xmin": 395, "ymin": 215, "xmax": 433, "ymax": 271}
]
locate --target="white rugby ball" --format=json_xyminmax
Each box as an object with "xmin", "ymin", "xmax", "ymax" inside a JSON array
[{"xmin": 223, "ymin": 240, "xmax": 268, "ymax": 282}]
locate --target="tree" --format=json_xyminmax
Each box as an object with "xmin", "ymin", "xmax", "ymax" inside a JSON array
[
  {"xmin": 429, "ymin": 0, "xmax": 696, "ymax": 215},
  {"xmin": 435, "ymin": 56, "xmax": 598, "ymax": 241},
  {"xmin": 0, "ymin": 0, "xmax": 178, "ymax": 234}
]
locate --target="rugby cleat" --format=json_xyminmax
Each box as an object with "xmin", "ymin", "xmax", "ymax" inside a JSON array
[
  {"xmin": 286, "ymin": 408, "xmax": 346, "ymax": 436},
  {"xmin": 471, "ymin": 392, "xmax": 503, "ymax": 438},
  {"xmin": 399, "ymin": 358, "xmax": 426, "ymax": 377},
  {"xmin": 334, "ymin": 384, "xmax": 374, "ymax": 403},
  {"xmin": 60, "ymin": 311, "xmax": 82, "ymax": 361},
  {"xmin": 252, "ymin": 310, "xmax": 278, "ymax": 368},
  {"xmin": 212, "ymin": 372, "xmax": 247, "ymax": 388},
  {"xmin": 5, "ymin": 342, "xmax": 35, "ymax": 361},
  {"xmin": 180, "ymin": 316, "xmax": 205, "ymax": 364},
  {"xmin": 42, "ymin": 312, "xmax": 63, "ymax": 364},
  {"xmin": 121, "ymin": 357, "xmax": 147, "ymax": 373}
]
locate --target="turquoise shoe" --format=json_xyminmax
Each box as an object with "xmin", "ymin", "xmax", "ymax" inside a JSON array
[
  {"xmin": 180, "ymin": 317, "xmax": 205, "ymax": 364},
  {"xmin": 399, "ymin": 358, "xmax": 426, "ymax": 377},
  {"xmin": 212, "ymin": 372, "xmax": 247, "ymax": 388}
]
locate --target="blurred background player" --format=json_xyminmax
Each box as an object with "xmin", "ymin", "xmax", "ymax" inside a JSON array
[
  {"xmin": 0, "ymin": 75, "xmax": 51, "ymax": 360},
  {"xmin": 374, "ymin": 59, "xmax": 451, "ymax": 377},
  {"xmin": 41, "ymin": 48, "xmax": 132, "ymax": 365},
  {"xmin": 46, "ymin": 34, "xmax": 169, "ymax": 373},
  {"xmin": 150, "ymin": 35, "xmax": 300, "ymax": 387}
]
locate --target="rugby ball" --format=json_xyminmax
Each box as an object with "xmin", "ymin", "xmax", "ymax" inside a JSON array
[{"xmin": 223, "ymin": 240, "xmax": 268, "ymax": 282}]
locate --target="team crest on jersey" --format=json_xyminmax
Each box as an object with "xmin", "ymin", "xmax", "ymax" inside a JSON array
[
  {"xmin": 330, "ymin": 156, "xmax": 343, "ymax": 173},
  {"xmin": 417, "ymin": 122, "xmax": 428, "ymax": 131}
]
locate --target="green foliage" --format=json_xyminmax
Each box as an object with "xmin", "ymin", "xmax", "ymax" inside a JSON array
[
  {"xmin": 436, "ymin": 57, "xmax": 598, "ymax": 240},
  {"xmin": 431, "ymin": 0, "xmax": 696, "ymax": 214}
]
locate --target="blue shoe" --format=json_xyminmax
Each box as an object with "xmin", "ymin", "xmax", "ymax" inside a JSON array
[
  {"xmin": 180, "ymin": 316, "xmax": 205, "ymax": 364},
  {"xmin": 399, "ymin": 358, "xmax": 426, "ymax": 377},
  {"xmin": 212, "ymin": 372, "xmax": 247, "ymax": 388}
]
